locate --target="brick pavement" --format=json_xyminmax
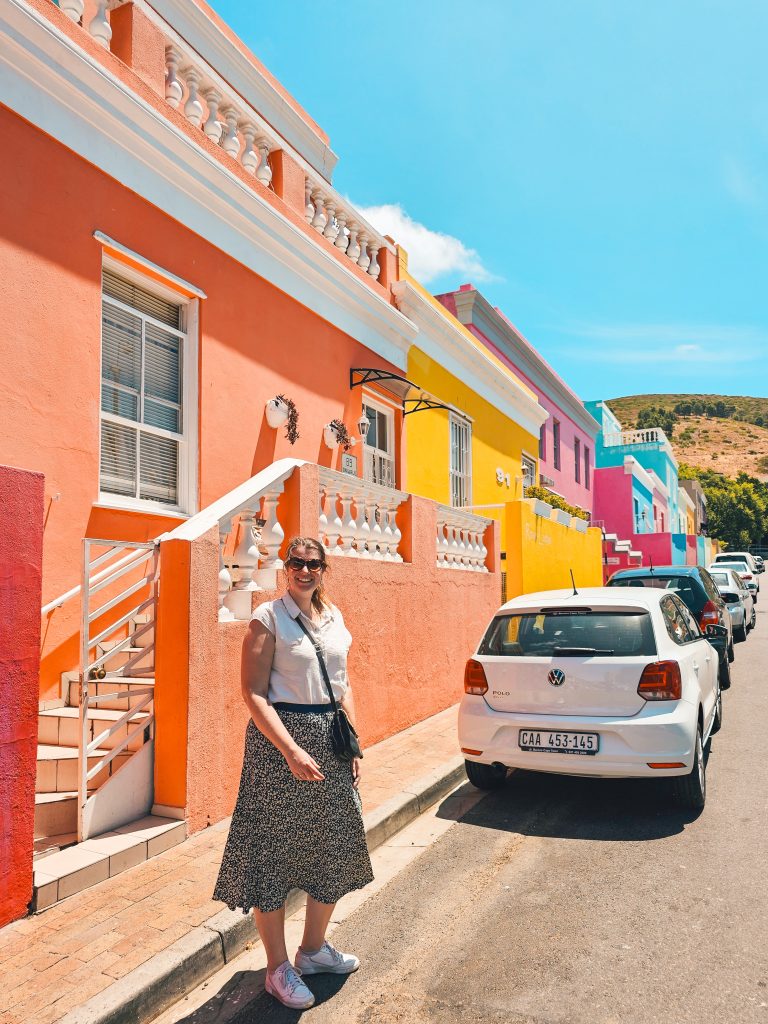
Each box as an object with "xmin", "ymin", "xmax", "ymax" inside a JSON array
[{"xmin": 0, "ymin": 706, "xmax": 460, "ymax": 1024}]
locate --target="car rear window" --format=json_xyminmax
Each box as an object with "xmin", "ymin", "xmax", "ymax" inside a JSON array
[
  {"xmin": 608, "ymin": 575, "xmax": 705, "ymax": 614},
  {"xmin": 479, "ymin": 610, "xmax": 657, "ymax": 657},
  {"xmin": 710, "ymin": 571, "xmax": 730, "ymax": 586},
  {"xmin": 716, "ymin": 554, "xmax": 748, "ymax": 564}
]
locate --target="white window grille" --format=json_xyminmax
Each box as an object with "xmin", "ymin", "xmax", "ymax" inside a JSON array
[
  {"xmin": 450, "ymin": 414, "xmax": 472, "ymax": 508},
  {"xmin": 362, "ymin": 399, "xmax": 395, "ymax": 488},
  {"xmin": 521, "ymin": 454, "xmax": 537, "ymax": 496},
  {"xmin": 99, "ymin": 269, "xmax": 190, "ymax": 510}
]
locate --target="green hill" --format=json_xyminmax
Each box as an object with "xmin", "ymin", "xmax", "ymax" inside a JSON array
[{"xmin": 606, "ymin": 394, "xmax": 768, "ymax": 480}]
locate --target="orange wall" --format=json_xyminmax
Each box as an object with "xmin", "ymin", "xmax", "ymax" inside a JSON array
[
  {"xmin": 156, "ymin": 464, "xmax": 501, "ymax": 832},
  {"xmin": 0, "ymin": 105, "xmax": 404, "ymax": 698}
]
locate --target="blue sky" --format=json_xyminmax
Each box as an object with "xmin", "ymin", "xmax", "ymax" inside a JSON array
[{"xmin": 212, "ymin": 1, "xmax": 768, "ymax": 402}]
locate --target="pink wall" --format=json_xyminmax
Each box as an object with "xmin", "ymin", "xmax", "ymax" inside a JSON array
[
  {"xmin": 629, "ymin": 532, "xmax": 673, "ymax": 567},
  {"xmin": 438, "ymin": 292, "xmax": 595, "ymax": 512},
  {"xmin": 0, "ymin": 465, "xmax": 44, "ymax": 927},
  {"xmin": 593, "ymin": 466, "xmax": 635, "ymax": 539}
]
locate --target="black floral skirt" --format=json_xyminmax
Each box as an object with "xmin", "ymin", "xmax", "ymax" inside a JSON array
[{"xmin": 213, "ymin": 709, "xmax": 373, "ymax": 914}]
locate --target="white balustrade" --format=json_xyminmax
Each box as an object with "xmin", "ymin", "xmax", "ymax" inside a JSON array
[
  {"xmin": 435, "ymin": 506, "xmax": 491, "ymax": 572},
  {"xmin": 165, "ymin": 46, "xmax": 184, "ymax": 109},
  {"xmin": 182, "ymin": 67, "xmax": 204, "ymax": 128},
  {"xmin": 202, "ymin": 88, "xmax": 224, "ymax": 143},
  {"xmin": 239, "ymin": 122, "xmax": 259, "ymax": 174},
  {"xmin": 302, "ymin": 183, "xmax": 388, "ymax": 281},
  {"xmin": 60, "ymin": 0, "xmax": 84, "ymax": 23},
  {"xmin": 318, "ymin": 470, "xmax": 406, "ymax": 561},
  {"xmin": 88, "ymin": 0, "xmax": 112, "ymax": 47}
]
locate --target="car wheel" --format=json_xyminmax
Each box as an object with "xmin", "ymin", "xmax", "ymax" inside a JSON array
[
  {"xmin": 727, "ymin": 641, "xmax": 735, "ymax": 663},
  {"xmin": 751, "ymin": 608, "xmax": 757, "ymax": 629},
  {"xmin": 719, "ymin": 657, "xmax": 731, "ymax": 690},
  {"xmin": 464, "ymin": 759, "xmax": 507, "ymax": 790},
  {"xmin": 735, "ymin": 622, "xmax": 747, "ymax": 643},
  {"xmin": 711, "ymin": 687, "xmax": 723, "ymax": 734},
  {"xmin": 671, "ymin": 725, "xmax": 706, "ymax": 811}
]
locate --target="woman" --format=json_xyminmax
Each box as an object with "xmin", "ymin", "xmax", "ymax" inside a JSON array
[{"xmin": 213, "ymin": 536, "xmax": 373, "ymax": 1010}]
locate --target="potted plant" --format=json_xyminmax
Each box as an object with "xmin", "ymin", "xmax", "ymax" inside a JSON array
[
  {"xmin": 265, "ymin": 395, "xmax": 299, "ymax": 444},
  {"xmin": 324, "ymin": 419, "xmax": 353, "ymax": 452}
]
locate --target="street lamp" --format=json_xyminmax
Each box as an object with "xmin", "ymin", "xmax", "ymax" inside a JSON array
[{"xmin": 357, "ymin": 411, "xmax": 370, "ymax": 443}]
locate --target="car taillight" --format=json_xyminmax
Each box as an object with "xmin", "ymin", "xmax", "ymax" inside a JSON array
[
  {"xmin": 638, "ymin": 661, "xmax": 682, "ymax": 701},
  {"xmin": 699, "ymin": 599, "xmax": 720, "ymax": 629},
  {"xmin": 742, "ymin": 574, "xmax": 753, "ymax": 581},
  {"xmin": 464, "ymin": 659, "xmax": 489, "ymax": 695}
]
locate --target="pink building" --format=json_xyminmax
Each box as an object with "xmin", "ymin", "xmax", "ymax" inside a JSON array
[{"xmin": 438, "ymin": 286, "xmax": 599, "ymax": 512}]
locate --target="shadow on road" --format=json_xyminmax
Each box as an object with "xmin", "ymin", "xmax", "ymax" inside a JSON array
[
  {"xmin": 437, "ymin": 754, "xmax": 711, "ymax": 841},
  {"xmin": 166, "ymin": 966, "xmax": 352, "ymax": 1024}
]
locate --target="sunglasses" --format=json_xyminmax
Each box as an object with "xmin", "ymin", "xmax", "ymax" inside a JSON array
[{"xmin": 285, "ymin": 557, "xmax": 325, "ymax": 573}]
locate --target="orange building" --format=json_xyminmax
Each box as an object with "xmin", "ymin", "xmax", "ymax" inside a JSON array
[{"xmin": 0, "ymin": 0, "xmax": 508, "ymax": 920}]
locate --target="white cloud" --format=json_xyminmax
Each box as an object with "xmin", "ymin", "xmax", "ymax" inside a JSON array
[{"xmin": 354, "ymin": 203, "xmax": 495, "ymax": 285}]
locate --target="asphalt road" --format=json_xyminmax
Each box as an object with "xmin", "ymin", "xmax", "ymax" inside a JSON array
[{"xmin": 178, "ymin": 605, "xmax": 768, "ymax": 1024}]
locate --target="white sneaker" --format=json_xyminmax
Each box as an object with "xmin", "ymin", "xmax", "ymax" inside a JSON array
[
  {"xmin": 265, "ymin": 961, "xmax": 315, "ymax": 1009},
  {"xmin": 295, "ymin": 941, "xmax": 360, "ymax": 975}
]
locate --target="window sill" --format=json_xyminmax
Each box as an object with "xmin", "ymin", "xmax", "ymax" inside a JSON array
[{"xmin": 93, "ymin": 499, "xmax": 192, "ymax": 521}]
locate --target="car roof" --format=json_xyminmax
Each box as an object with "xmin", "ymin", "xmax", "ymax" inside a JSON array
[
  {"xmin": 715, "ymin": 551, "xmax": 750, "ymax": 558},
  {"xmin": 498, "ymin": 587, "xmax": 665, "ymax": 614},
  {"xmin": 608, "ymin": 565, "xmax": 702, "ymax": 579}
]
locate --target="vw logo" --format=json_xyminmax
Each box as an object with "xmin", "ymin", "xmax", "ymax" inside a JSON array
[{"xmin": 548, "ymin": 668, "xmax": 566, "ymax": 687}]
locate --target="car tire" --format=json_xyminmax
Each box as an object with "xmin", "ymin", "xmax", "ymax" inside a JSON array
[
  {"xmin": 735, "ymin": 622, "xmax": 747, "ymax": 643},
  {"xmin": 464, "ymin": 759, "xmax": 507, "ymax": 790},
  {"xmin": 727, "ymin": 641, "xmax": 735, "ymax": 663},
  {"xmin": 671, "ymin": 725, "xmax": 706, "ymax": 811},
  {"xmin": 718, "ymin": 655, "xmax": 731, "ymax": 690},
  {"xmin": 711, "ymin": 687, "xmax": 723, "ymax": 735}
]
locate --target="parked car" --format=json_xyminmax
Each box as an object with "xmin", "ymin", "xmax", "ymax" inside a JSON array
[
  {"xmin": 606, "ymin": 565, "xmax": 733, "ymax": 688},
  {"xmin": 712, "ymin": 559, "xmax": 759, "ymax": 603},
  {"xmin": 755, "ymin": 555, "xmax": 765, "ymax": 573},
  {"xmin": 707, "ymin": 566, "xmax": 755, "ymax": 642},
  {"xmin": 712, "ymin": 551, "xmax": 761, "ymax": 589},
  {"xmin": 459, "ymin": 588, "xmax": 722, "ymax": 809}
]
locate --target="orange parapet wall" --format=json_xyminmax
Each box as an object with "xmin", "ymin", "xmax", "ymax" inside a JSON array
[
  {"xmin": 0, "ymin": 464, "xmax": 44, "ymax": 927},
  {"xmin": 155, "ymin": 463, "xmax": 501, "ymax": 833}
]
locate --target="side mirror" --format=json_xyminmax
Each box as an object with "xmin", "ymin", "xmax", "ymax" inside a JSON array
[{"xmin": 704, "ymin": 623, "xmax": 728, "ymax": 639}]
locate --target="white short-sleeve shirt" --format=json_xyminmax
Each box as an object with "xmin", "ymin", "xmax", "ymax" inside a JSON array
[{"xmin": 251, "ymin": 593, "xmax": 352, "ymax": 705}]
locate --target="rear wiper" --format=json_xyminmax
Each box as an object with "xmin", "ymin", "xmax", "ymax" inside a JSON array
[{"xmin": 552, "ymin": 646, "xmax": 615, "ymax": 655}]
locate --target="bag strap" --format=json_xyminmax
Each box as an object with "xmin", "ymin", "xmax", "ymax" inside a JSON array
[{"xmin": 287, "ymin": 601, "xmax": 339, "ymax": 713}]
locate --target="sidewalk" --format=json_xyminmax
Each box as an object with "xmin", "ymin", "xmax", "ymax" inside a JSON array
[{"xmin": 0, "ymin": 706, "xmax": 463, "ymax": 1024}]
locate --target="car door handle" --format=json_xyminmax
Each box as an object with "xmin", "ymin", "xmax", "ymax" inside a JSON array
[{"xmin": 694, "ymin": 663, "xmax": 700, "ymax": 674}]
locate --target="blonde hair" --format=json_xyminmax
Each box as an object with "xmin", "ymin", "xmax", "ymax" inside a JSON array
[{"xmin": 285, "ymin": 536, "xmax": 330, "ymax": 614}]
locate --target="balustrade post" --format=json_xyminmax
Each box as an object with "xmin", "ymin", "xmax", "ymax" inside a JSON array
[
  {"xmin": 325, "ymin": 488, "xmax": 343, "ymax": 556},
  {"xmin": 356, "ymin": 491, "xmax": 373, "ymax": 557},
  {"xmin": 304, "ymin": 181, "xmax": 315, "ymax": 223},
  {"xmin": 252, "ymin": 490, "xmax": 284, "ymax": 589},
  {"xmin": 182, "ymin": 67, "xmax": 204, "ymax": 128},
  {"xmin": 220, "ymin": 107, "xmax": 241, "ymax": 158},
  {"xmin": 380, "ymin": 498, "xmax": 395, "ymax": 560},
  {"xmin": 390, "ymin": 502, "xmax": 403, "ymax": 561},
  {"xmin": 346, "ymin": 225, "xmax": 361, "ymax": 262},
  {"xmin": 323, "ymin": 203, "xmax": 339, "ymax": 242},
  {"xmin": 255, "ymin": 138, "xmax": 273, "ymax": 186},
  {"xmin": 231, "ymin": 509, "xmax": 262, "ymax": 591},
  {"xmin": 88, "ymin": 0, "xmax": 112, "ymax": 47},
  {"xmin": 202, "ymin": 88, "xmax": 224, "ymax": 143},
  {"xmin": 334, "ymin": 214, "xmax": 350, "ymax": 252},
  {"xmin": 318, "ymin": 486, "xmax": 329, "ymax": 549},
  {"xmin": 164, "ymin": 46, "xmax": 184, "ymax": 109},
  {"xmin": 60, "ymin": 0, "xmax": 84, "ymax": 23},
  {"xmin": 338, "ymin": 494, "xmax": 358, "ymax": 557},
  {"xmin": 218, "ymin": 523, "xmax": 235, "ymax": 621},
  {"xmin": 310, "ymin": 191, "xmax": 327, "ymax": 233},
  {"xmin": 239, "ymin": 122, "xmax": 258, "ymax": 174},
  {"xmin": 356, "ymin": 234, "xmax": 371, "ymax": 272},
  {"xmin": 436, "ymin": 520, "xmax": 448, "ymax": 568},
  {"xmin": 367, "ymin": 244, "xmax": 381, "ymax": 279}
]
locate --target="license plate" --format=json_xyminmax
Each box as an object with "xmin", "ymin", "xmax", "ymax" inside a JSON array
[{"xmin": 519, "ymin": 730, "xmax": 599, "ymax": 755}]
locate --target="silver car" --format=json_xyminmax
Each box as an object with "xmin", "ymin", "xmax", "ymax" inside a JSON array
[{"xmin": 708, "ymin": 566, "xmax": 755, "ymax": 642}]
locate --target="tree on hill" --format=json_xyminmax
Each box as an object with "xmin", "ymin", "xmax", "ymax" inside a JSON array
[
  {"xmin": 679, "ymin": 463, "xmax": 768, "ymax": 549},
  {"xmin": 635, "ymin": 405, "xmax": 678, "ymax": 438}
]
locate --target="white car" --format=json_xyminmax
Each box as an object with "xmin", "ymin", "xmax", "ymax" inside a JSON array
[
  {"xmin": 711, "ymin": 560, "xmax": 759, "ymax": 603},
  {"xmin": 458, "ymin": 588, "xmax": 723, "ymax": 810},
  {"xmin": 707, "ymin": 566, "xmax": 755, "ymax": 642},
  {"xmin": 712, "ymin": 551, "xmax": 761, "ymax": 587}
]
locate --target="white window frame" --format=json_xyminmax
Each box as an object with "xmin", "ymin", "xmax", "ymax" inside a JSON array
[
  {"xmin": 97, "ymin": 256, "xmax": 198, "ymax": 516},
  {"xmin": 521, "ymin": 451, "xmax": 537, "ymax": 496},
  {"xmin": 361, "ymin": 391, "xmax": 396, "ymax": 489},
  {"xmin": 449, "ymin": 413, "xmax": 472, "ymax": 508}
]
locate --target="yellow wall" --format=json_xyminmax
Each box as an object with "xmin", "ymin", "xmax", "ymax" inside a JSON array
[{"xmin": 505, "ymin": 500, "xmax": 603, "ymax": 599}]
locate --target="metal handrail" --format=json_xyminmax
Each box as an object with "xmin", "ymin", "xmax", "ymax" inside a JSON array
[{"xmin": 41, "ymin": 541, "xmax": 155, "ymax": 615}]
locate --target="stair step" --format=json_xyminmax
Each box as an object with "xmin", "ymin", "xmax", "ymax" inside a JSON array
[
  {"xmin": 38, "ymin": 706, "xmax": 151, "ymax": 748},
  {"xmin": 64, "ymin": 675, "xmax": 155, "ymax": 709},
  {"xmin": 33, "ymin": 816, "xmax": 186, "ymax": 911},
  {"xmin": 36, "ymin": 745, "xmax": 131, "ymax": 794},
  {"xmin": 34, "ymin": 793, "xmax": 78, "ymax": 841},
  {"xmin": 34, "ymin": 830, "xmax": 78, "ymax": 860}
]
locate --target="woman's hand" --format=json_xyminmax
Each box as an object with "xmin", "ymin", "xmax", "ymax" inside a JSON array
[
  {"xmin": 351, "ymin": 757, "xmax": 362, "ymax": 789},
  {"xmin": 284, "ymin": 745, "xmax": 325, "ymax": 782}
]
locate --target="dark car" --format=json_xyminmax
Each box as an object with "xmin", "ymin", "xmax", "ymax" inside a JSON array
[{"xmin": 606, "ymin": 565, "xmax": 733, "ymax": 688}]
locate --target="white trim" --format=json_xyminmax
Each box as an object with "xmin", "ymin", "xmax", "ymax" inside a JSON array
[
  {"xmin": 361, "ymin": 386, "xmax": 401, "ymax": 413},
  {"xmin": 1, "ymin": 0, "xmax": 417, "ymax": 369},
  {"xmin": 391, "ymin": 281, "xmax": 547, "ymax": 437},
  {"xmin": 449, "ymin": 412, "xmax": 472, "ymax": 509},
  {"xmin": 92, "ymin": 498, "xmax": 190, "ymax": 519},
  {"xmin": 622, "ymin": 456, "xmax": 657, "ymax": 495},
  {"xmin": 362, "ymin": 395, "xmax": 396, "ymax": 488},
  {"xmin": 451, "ymin": 288, "xmax": 601, "ymax": 438},
  {"xmin": 95, "ymin": 231, "xmax": 207, "ymax": 298},
  {"xmin": 138, "ymin": 0, "xmax": 338, "ymax": 181}
]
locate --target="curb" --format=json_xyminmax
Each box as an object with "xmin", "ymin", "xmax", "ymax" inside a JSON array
[{"xmin": 60, "ymin": 755, "xmax": 465, "ymax": 1024}]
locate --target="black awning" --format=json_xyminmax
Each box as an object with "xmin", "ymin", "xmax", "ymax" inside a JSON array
[
  {"xmin": 403, "ymin": 396, "xmax": 455, "ymax": 417},
  {"xmin": 349, "ymin": 367, "xmax": 418, "ymax": 402}
]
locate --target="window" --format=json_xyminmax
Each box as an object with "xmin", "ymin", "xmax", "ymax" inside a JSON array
[
  {"xmin": 539, "ymin": 423, "xmax": 546, "ymax": 461},
  {"xmin": 660, "ymin": 595, "xmax": 695, "ymax": 645},
  {"xmin": 633, "ymin": 497, "xmax": 641, "ymax": 532},
  {"xmin": 574, "ymin": 437, "xmax": 581, "ymax": 483},
  {"xmin": 584, "ymin": 447, "xmax": 591, "ymax": 490},
  {"xmin": 521, "ymin": 454, "xmax": 537, "ymax": 495},
  {"xmin": 553, "ymin": 419, "xmax": 561, "ymax": 470},
  {"xmin": 479, "ymin": 610, "xmax": 657, "ymax": 658},
  {"xmin": 449, "ymin": 414, "xmax": 472, "ymax": 508},
  {"xmin": 100, "ymin": 268, "xmax": 194, "ymax": 510},
  {"xmin": 362, "ymin": 397, "xmax": 395, "ymax": 488}
]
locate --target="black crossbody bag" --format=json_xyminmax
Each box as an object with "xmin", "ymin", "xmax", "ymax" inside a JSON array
[{"xmin": 294, "ymin": 614, "xmax": 362, "ymax": 762}]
